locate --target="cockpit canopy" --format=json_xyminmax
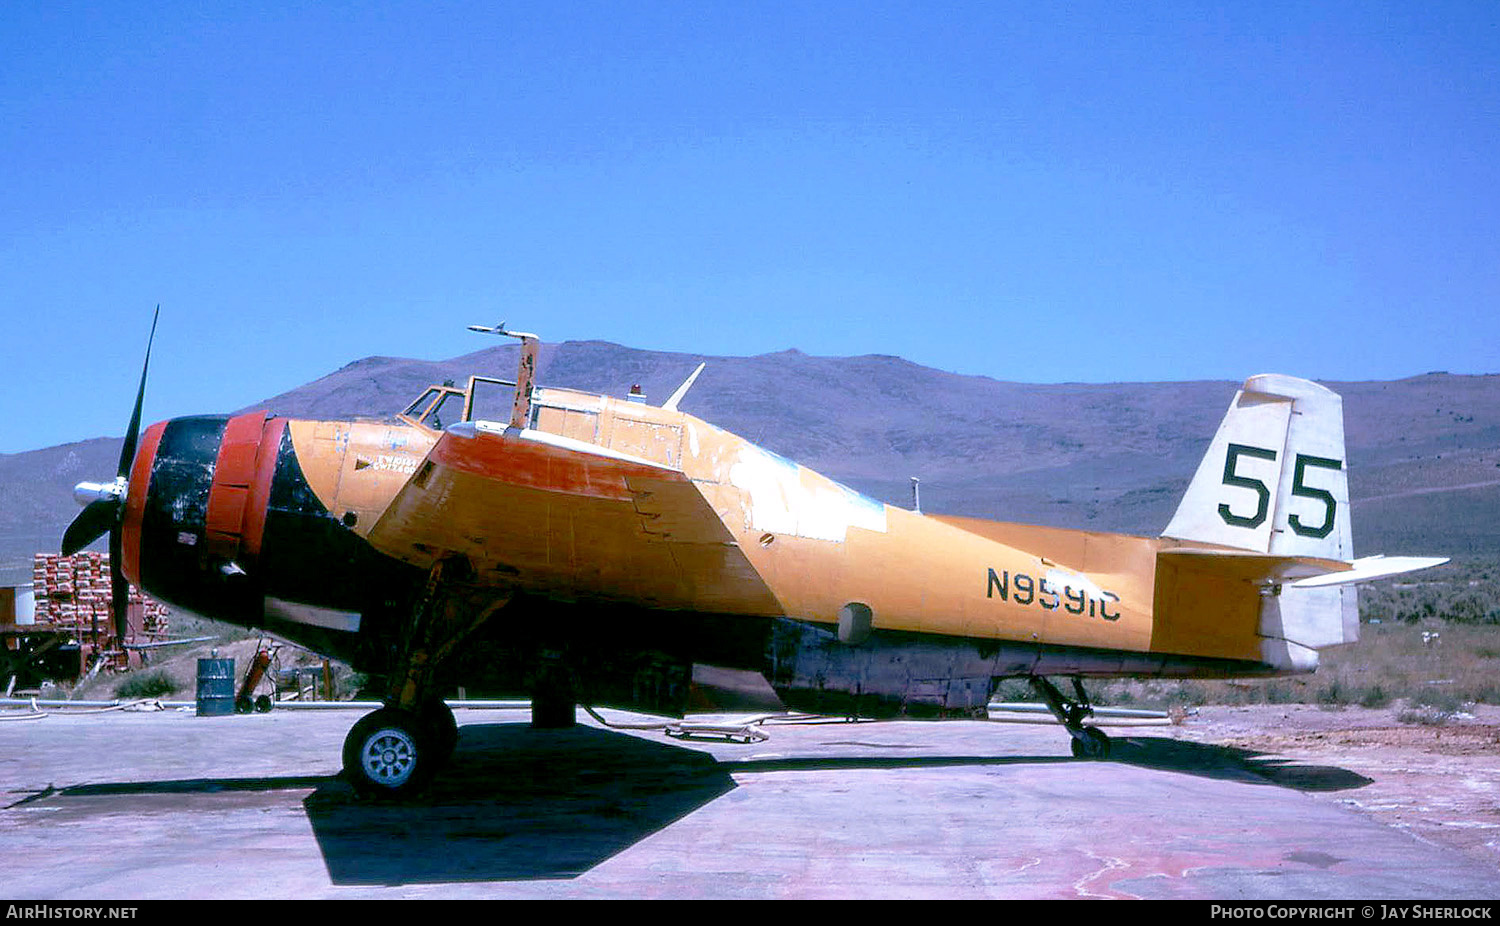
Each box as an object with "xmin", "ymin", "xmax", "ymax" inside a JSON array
[{"xmin": 397, "ymin": 375, "xmax": 515, "ymax": 432}]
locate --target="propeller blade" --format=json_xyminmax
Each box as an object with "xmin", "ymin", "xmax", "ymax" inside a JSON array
[
  {"xmin": 117, "ymin": 304, "xmax": 160, "ymax": 479},
  {"xmin": 61, "ymin": 497, "xmax": 119, "ymax": 556},
  {"xmin": 110, "ymin": 524, "xmax": 129, "ymax": 641},
  {"xmin": 110, "ymin": 304, "xmax": 159, "ymax": 643},
  {"xmin": 57, "ymin": 307, "xmax": 162, "ymax": 644}
]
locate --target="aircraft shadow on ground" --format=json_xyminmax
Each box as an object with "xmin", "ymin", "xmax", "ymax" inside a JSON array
[
  {"xmin": 1109, "ymin": 735, "xmax": 1374, "ymax": 792},
  {"xmin": 298, "ymin": 726, "xmax": 1370, "ymax": 886},
  {"xmin": 712, "ymin": 734, "xmax": 1372, "ymax": 794},
  {"xmin": 302, "ymin": 723, "xmax": 737, "ymax": 885},
  {"xmin": 21, "ymin": 724, "xmax": 1370, "ymax": 886}
]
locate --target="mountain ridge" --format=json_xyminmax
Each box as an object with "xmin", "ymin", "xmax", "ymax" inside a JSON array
[{"xmin": 5, "ymin": 341, "xmax": 1495, "ymax": 585}]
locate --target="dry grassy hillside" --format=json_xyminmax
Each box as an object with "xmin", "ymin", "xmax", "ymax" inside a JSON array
[{"xmin": 4, "ymin": 343, "xmax": 1496, "ymax": 584}]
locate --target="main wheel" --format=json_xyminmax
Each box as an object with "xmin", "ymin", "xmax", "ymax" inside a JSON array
[
  {"xmin": 1069, "ymin": 725, "xmax": 1112, "ymax": 760},
  {"xmin": 342, "ymin": 708, "xmax": 437, "ymax": 799},
  {"xmin": 420, "ymin": 698, "xmax": 459, "ymax": 762}
]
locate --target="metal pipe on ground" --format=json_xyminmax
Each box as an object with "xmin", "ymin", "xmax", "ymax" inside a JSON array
[
  {"xmin": 988, "ymin": 702, "xmax": 1174, "ymax": 719},
  {"xmin": 0, "ymin": 697, "xmax": 532, "ymax": 711}
]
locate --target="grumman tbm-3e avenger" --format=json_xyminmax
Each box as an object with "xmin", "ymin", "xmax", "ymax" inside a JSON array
[{"xmin": 63, "ymin": 315, "xmax": 1447, "ymax": 798}]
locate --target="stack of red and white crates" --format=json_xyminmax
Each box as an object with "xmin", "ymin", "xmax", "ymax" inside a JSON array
[{"xmin": 31, "ymin": 552, "xmax": 170, "ymax": 672}]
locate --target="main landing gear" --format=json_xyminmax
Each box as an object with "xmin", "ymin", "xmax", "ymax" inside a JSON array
[
  {"xmin": 342, "ymin": 701, "xmax": 456, "ymax": 799},
  {"xmin": 341, "ymin": 557, "xmax": 502, "ymax": 799},
  {"xmin": 1029, "ymin": 676, "xmax": 1112, "ymax": 760}
]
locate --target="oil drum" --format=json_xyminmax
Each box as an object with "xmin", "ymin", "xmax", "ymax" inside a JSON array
[{"xmin": 195, "ymin": 657, "xmax": 235, "ymax": 717}]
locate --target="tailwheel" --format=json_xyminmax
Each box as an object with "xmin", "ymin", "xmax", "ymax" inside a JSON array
[
  {"xmin": 1029, "ymin": 676, "xmax": 1114, "ymax": 761},
  {"xmin": 1069, "ymin": 725, "xmax": 1112, "ymax": 760},
  {"xmin": 342, "ymin": 708, "xmax": 438, "ymax": 800}
]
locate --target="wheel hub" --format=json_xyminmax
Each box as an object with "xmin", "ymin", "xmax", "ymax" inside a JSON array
[{"xmin": 361, "ymin": 728, "xmax": 418, "ymax": 785}]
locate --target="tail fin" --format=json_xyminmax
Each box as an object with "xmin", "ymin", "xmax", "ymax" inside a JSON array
[
  {"xmin": 1163, "ymin": 375, "xmax": 1356, "ymax": 669},
  {"xmin": 1164, "ymin": 374, "xmax": 1352, "ymax": 559},
  {"xmin": 1157, "ymin": 375, "xmax": 1447, "ymax": 672}
]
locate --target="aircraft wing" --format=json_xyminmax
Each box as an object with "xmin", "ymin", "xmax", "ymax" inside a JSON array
[{"xmin": 365, "ymin": 422, "xmax": 782, "ymax": 615}]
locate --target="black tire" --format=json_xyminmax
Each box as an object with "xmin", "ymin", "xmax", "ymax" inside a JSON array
[
  {"xmin": 342, "ymin": 708, "xmax": 437, "ymax": 799},
  {"xmin": 253, "ymin": 694, "xmax": 273, "ymax": 713},
  {"xmin": 420, "ymin": 698, "xmax": 459, "ymax": 762},
  {"xmin": 1069, "ymin": 726, "xmax": 1112, "ymax": 760},
  {"xmin": 234, "ymin": 695, "xmax": 252, "ymax": 714}
]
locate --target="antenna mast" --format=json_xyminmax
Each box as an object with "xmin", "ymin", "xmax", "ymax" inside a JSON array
[{"xmin": 468, "ymin": 321, "xmax": 539, "ymax": 429}]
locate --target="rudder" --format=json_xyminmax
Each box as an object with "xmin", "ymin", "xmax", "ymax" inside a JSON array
[
  {"xmin": 1163, "ymin": 374, "xmax": 1352, "ymax": 561},
  {"xmin": 1161, "ymin": 375, "xmax": 1357, "ymax": 668}
]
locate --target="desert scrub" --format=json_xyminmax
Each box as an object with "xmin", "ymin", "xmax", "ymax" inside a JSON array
[
  {"xmin": 1397, "ymin": 688, "xmax": 1472, "ymax": 725},
  {"xmin": 989, "ymin": 608, "xmax": 1500, "ymax": 711},
  {"xmin": 114, "ymin": 669, "xmax": 176, "ymax": 700},
  {"xmin": 1092, "ymin": 622, "xmax": 1500, "ymax": 709},
  {"xmin": 1360, "ymin": 556, "xmax": 1500, "ymax": 625}
]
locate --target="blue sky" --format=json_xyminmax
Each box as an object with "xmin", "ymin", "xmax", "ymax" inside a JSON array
[{"xmin": 3, "ymin": 2, "xmax": 1497, "ymax": 452}]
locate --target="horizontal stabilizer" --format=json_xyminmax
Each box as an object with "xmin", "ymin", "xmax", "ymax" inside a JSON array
[
  {"xmin": 1157, "ymin": 547, "xmax": 1350, "ymax": 585},
  {"xmin": 1156, "ymin": 546, "xmax": 1447, "ymax": 671},
  {"xmin": 1159, "ymin": 547, "xmax": 1448, "ymax": 589},
  {"xmin": 1290, "ymin": 555, "xmax": 1449, "ymax": 589}
]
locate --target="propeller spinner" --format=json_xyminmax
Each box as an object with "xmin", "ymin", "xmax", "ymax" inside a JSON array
[{"xmin": 61, "ymin": 306, "xmax": 160, "ymax": 642}]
